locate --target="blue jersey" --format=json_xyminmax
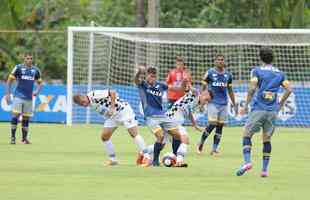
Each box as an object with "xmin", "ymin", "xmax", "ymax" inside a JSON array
[
  {"xmin": 251, "ymin": 65, "xmax": 287, "ymax": 112},
  {"xmin": 138, "ymin": 80, "xmax": 168, "ymax": 117},
  {"xmin": 9, "ymin": 64, "xmax": 42, "ymax": 100},
  {"xmin": 203, "ymin": 68, "xmax": 233, "ymax": 106}
]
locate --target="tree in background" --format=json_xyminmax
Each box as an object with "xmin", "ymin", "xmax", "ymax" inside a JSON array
[{"xmin": 0, "ymin": 0, "xmax": 309, "ymax": 81}]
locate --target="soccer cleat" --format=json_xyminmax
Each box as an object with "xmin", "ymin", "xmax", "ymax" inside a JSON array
[
  {"xmin": 175, "ymin": 162, "xmax": 188, "ymax": 168},
  {"xmin": 21, "ymin": 139, "xmax": 31, "ymax": 144},
  {"xmin": 104, "ymin": 160, "xmax": 118, "ymax": 166},
  {"xmin": 136, "ymin": 151, "xmax": 144, "ymax": 165},
  {"xmin": 260, "ymin": 171, "xmax": 269, "ymax": 178},
  {"xmin": 236, "ymin": 163, "xmax": 252, "ymax": 176},
  {"xmin": 152, "ymin": 160, "xmax": 160, "ymax": 167},
  {"xmin": 210, "ymin": 150, "xmax": 220, "ymax": 156},
  {"xmin": 10, "ymin": 137, "xmax": 16, "ymax": 145},
  {"xmin": 196, "ymin": 143, "xmax": 204, "ymax": 154}
]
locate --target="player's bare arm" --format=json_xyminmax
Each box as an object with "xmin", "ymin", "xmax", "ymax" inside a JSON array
[
  {"xmin": 5, "ymin": 74, "xmax": 15, "ymax": 103},
  {"xmin": 188, "ymin": 112, "xmax": 203, "ymax": 132},
  {"xmin": 279, "ymin": 80, "xmax": 292, "ymax": 110},
  {"xmin": 108, "ymin": 90, "xmax": 117, "ymax": 116},
  {"xmin": 134, "ymin": 66, "xmax": 146, "ymax": 85},
  {"xmin": 227, "ymin": 85, "xmax": 237, "ymax": 115},
  {"xmin": 33, "ymin": 80, "xmax": 43, "ymax": 97},
  {"xmin": 201, "ymin": 80, "xmax": 208, "ymax": 91},
  {"xmin": 242, "ymin": 77, "xmax": 258, "ymax": 114}
]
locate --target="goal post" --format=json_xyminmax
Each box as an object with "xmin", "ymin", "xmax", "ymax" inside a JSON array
[{"xmin": 67, "ymin": 27, "xmax": 310, "ymax": 126}]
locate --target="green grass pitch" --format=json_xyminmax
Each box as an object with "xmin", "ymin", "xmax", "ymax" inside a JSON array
[{"xmin": 0, "ymin": 123, "xmax": 309, "ymax": 200}]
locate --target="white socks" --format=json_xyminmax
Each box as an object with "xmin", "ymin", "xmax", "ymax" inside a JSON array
[
  {"xmin": 133, "ymin": 134, "xmax": 146, "ymax": 152},
  {"xmin": 103, "ymin": 140, "xmax": 116, "ymax": 161},
  {"xmin": 176, "ymin": 143, "xmax": 188, "ymax": 163}
]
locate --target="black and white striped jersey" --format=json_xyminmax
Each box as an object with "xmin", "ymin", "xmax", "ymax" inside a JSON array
[
  {"xmin": 166, "ymin": 90, "xmax": 201, "ymax": 118},
  {"xmin": 87, "ymin": 90, "xmax": 127, "ymax": 115}
]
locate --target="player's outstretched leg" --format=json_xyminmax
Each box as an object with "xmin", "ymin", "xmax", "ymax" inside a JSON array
[
  {"xmin": 236, "ymin": 136, "xmax": 253, "ymax": 176},
  {"xmin": 10, "ymin": 114, "xmax": 19, "ymax": 144},
  {"xmin": 197, "ymin": 124, "xmax": 216, "ymax": 154},
  {"xmin": 261, "ymin": 140, "xmax": 272, "ymax": 177},
  {"xmin": 211, "ymin": 124, "xmax": 223, "ymax": 155},
  {"xmin": 127, "ymin": 126, "xmax": 150, "ymax": 165}
]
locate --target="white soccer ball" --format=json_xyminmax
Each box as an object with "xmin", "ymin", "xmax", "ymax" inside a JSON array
[{"xmin": 162, "ymin": 152, "xmax": 176, "ymax": 167}]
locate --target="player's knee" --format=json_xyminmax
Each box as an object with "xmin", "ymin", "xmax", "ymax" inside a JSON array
[
  {"xmin": 127, "ymin": 126, "xmax": 138, "ymax": 138},
  {"xmin": 180, "ymin": 135, "xmax": 189, "ymax": 144},
  {"xmin": 262, "ymin": 134, "xmax": 271, "ymax": 142},
  {"xmin": 243, "ymin": 128, "xmax": 252, "ymax": 138},
  {"xmin": 101, "ymin": 131, "xmax": 112, "ymax": 141},
  {"xmin": 154, "ymin": 129, "xmax": 164, "ymax": 142}
]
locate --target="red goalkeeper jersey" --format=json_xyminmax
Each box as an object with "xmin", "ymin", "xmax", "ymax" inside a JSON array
[{"xmin": 166, "ymin": 68, "xmax": 192, "ymax": 101}]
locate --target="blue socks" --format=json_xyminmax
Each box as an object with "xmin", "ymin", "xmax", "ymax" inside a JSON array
[
  {"xmin": 22, "ymin": 118, "xmax": 29, "ymax": 140},
  {"xmin": 11, "ymin": 116, "xmax": 18, "ymax": 138},
  {"xmin": 262, "ymin": 141, "xmax": 271, "ymax": 172},
  {"xmin": 172, "ymin": 138, "xmax": 181, "ymax": 155},
  {"xmin": 242, "ymin": 137, "xmax": 252, "ymax": 164},
  {"xmin": 153, "ymin": 142, "xmax": 164, "ymax": 166},
  {"xmin": 213, "ymin": 125, "xmax": 223, "ymax": 151},
  {"xmin": 200, "ymin": 124, "xmax": 216, "ymax": 144}
]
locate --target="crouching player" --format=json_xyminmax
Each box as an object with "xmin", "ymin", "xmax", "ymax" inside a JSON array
[
  {"xmin": 73, "ymin": 89, "xmax": 149, "ymax": 166},
  {"xmin": 134, "ymin": 66, "xmax": 188, "ymax": 167},
  {"xmin": 137, "ymin": 89, "xmax": 210, "ymax": 166},
  {"xmin": 236, "ymin": 47, "xmax": 292, "ymax": 177}
]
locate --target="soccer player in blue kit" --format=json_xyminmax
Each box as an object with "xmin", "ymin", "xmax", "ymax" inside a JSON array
[
  {"xmin": 134, "ymin": 66, "xmax": 188, "ymax": 167},
  {"xmin": 5, "ymin": 52, "xmax": 43, "ymax": 144},
  {"xmin": 197, "ymin": 54, "xmax": 237, "ymax": 155},
  {"xmin": 236, "ymin": 47, "xmax": 292, "ymax": 177}
]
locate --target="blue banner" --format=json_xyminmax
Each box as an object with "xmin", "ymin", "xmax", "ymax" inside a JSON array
[
  {"xmin": 0, "ymin": 83, "xmax": 66, "ymax": 123},
  {"xmin": 0, "ymin": 83, "xmax": 309, "ymax": 126}
]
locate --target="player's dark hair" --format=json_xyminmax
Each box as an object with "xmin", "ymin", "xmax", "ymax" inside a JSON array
[
  {"xmin": 24, "ymin": 52, "xmax": 33, "ymax": 57},
  {"xmin": 259, "ymin": 47, "xmax": 273, "ymax": 64},
  {"xmin": 147, "ymin": 67, "xmax": 157, "ymax": 74},
  {"xmin": 215, "ymin": 53, "xmax": 225, "ymax": 59}
]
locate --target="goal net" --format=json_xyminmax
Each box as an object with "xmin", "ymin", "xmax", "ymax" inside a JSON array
[{"xmin": 67, "ymin": 27, "xmax": 310, "ymax": 127}]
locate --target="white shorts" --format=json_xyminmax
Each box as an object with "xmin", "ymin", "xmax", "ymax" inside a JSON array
[
  {"xmin": 104, "ymin": 105, "xmax": 138, "ymax": 129},
  {"xmin": 162, "ymin": 125, "xmax": 188, "ymax": 144}
]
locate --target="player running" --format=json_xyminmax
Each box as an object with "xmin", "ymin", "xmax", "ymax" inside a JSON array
[
  {"xmin": 197, "ymin": 54, "xmax": 237, "ymax": 155},
  {"xmin": 236, "ymin": 47, "xmax": 292, "ymax": 177},
  {"xmin": 134, "ymin": 66, "xmax": 188, "ymax": 167},
  {"xmin": 5, "ymin": 52, "xmax": 43, "ymax": 144},
  {"xmin": 73, "ymin": 89, "xmax": 149, "ymax": 166}
]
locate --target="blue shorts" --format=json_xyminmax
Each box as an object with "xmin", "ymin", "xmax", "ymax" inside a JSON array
[
  {"xmin": 245, "ymin": 110, "xmax": 278, "ymax": 137},
  {"xmin": 207, "ymin": 103, "xmax": 228, "ymax": 124},
  {"xmin": 12, "ymin": 97, "xmax": 33, "ymax": 117}
]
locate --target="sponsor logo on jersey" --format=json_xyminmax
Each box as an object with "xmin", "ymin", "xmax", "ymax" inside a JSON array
[
  {"xmin": 212, "ymin": 82, "xmax": 227, "ymax": 87},
  {"xmin": 146, "ymin": 88, "xmax": 162, "ymax": 96},
  {"xmin": 21, "ymin": 75, "xmax": 35, "ymax": 80},
  {"xmin": 260, "ymin": 66, "xmax": 280, "ymax": 72}
]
